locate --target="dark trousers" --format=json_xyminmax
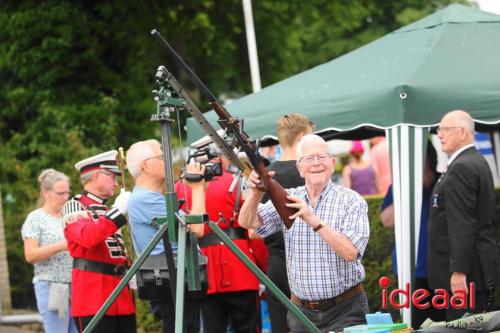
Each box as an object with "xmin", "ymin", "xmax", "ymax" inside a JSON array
[
  {"xmin": 266, "ymin": 257, "xmax": 290, "ymax": 333},
  {"xmin": 287, "ymin": 292, "xmax": 368, "ymax": 333},
  {"xmin": 201, "ymin": 290, "xmax": 260, "ymax": 333},
  {"xmin": 73, "ymin": 314, "xmax": 136, "ymax": 333},
  {"xmin": 412, "ymin": 278, "xmax": 446, "ymax": 328},
  {"xmin": 150, "ymin": 298, "xmax": 200, "ymax": 333}
]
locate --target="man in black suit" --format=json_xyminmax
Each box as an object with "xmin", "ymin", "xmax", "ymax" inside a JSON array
[{"xmin": 428, "ymin": 110, "xmax": 499, "ymax": 321}]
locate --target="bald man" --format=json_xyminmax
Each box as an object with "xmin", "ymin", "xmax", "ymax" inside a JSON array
[{"xmin": 428, "ymin": 110, "xmax": 499, "ymax": 320}]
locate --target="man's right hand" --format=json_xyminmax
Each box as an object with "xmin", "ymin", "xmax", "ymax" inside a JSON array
[{"xmin": 184, "ymin": 162, "xmax": 206, "ymax": 189}]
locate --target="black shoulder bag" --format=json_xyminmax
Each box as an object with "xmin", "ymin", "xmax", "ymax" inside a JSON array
[{"xmin": 136, "ymin": 253, "xmax": 208, "ymax": 301}]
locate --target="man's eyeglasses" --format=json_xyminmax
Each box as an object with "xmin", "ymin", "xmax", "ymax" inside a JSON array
[
  {"xmin": 99, "ymin": 171, "xmax": 117, "ymax": 179},
  {"xmin": 299, "ymin": 153, "xmax": 332, "ymax": 164},
  {"xmin": 145, "ymin": 154, "xmax": 163, "ymax": 162},
  {"xmin": 436, "ymin": 126, "xmax": 463, "ymax": 134}
]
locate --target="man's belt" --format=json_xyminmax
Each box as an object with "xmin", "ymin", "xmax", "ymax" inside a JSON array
[
  {"xmin": 198, "ymin": 227, "xmax": 247, "ymax": 248},
  {"xmin": 291, "ymin": 283, "xmax": 364, "ymax": 312},
  {"xmin": 73, "ymin": 258, "xmax": 128, "ymax": 277}
]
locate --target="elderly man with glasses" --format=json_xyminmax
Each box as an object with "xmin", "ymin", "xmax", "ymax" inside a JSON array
[
  {"xmin": 239, "ymin": 134, "xmax": 370, "ymax": 332},
  {"xmin": 126, "ymin": 139, "xmax": 203, "ymax": 333},
  {"xmin": 62, "ymin": 150, "xmax": 136, "ymax": 333},
  {"xmin": 428, "ymin": 110, "xmax": 499, "ymax": 321}
]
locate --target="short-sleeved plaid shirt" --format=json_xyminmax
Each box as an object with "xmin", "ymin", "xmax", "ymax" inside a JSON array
[{"xmin": 256, "ymin": 182, "xmax": 370, "ymax": 301}]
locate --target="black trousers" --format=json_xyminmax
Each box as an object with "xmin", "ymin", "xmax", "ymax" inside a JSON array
[
  {"xmin": 73, "ymin": 314, "xmax": 136, "ymax": 333},
  {"xmin": 150, "ymin": 297, "xmax": 200, "ymax": 333},
  {"xmin": 412, "ymin": 278, "xmax": 446, "ymax": 328},
  {"xmin": 201, "ymin": 290, "xmax": 260, "ymax": 333}
]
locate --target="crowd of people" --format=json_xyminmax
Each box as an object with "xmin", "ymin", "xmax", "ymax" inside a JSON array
[{"xmin": 20, "ymin": 109, "xmax": 499, "ymax": 332}]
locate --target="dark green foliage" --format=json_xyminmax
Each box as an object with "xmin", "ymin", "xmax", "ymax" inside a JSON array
[
  {"xmin": 135, "ymin": 298, "xmax": 161, "ymax": 332},
  {"xmin": 362, "ymin": 195, "xmax": 398, "ymax": 313}
]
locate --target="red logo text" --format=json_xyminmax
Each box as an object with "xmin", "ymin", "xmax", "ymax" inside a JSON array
[{"xmin": 379, "ymin": 276, "xmax": 475, "ymax": 310}]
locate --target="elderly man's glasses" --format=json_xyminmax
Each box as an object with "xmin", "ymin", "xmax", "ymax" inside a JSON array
[
  {"xmin": 436, "ymin": 126, "xmax": 463, "ymax": 134},
  {"xmin": 51, "ymin": 190, "xmax": 71, "ymax": 196},
  {"xmin": 145, "ymin": 154, "xmax": 163, "ymax": 161},
  {"xmin": 299, "ymin": 153, "xmax": 331, "ymax": 164},
  {"xmin": 99, "ymin": 171, "xmax": 117, "ymax": 179}
]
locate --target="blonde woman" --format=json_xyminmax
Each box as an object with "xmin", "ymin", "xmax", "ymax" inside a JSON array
[{"xmin": 21, "ymin": 169, "xmax": 77, "ymax": 333}]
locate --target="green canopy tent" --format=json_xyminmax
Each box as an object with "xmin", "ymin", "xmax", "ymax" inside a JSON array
[{"xmin": 186, "ymin": 4, "xmax": 500, "ymax": 325}]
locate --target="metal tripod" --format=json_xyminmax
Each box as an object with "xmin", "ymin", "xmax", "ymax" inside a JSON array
[{"xmin": 83, "ymin": 67, "xmax": 320, "ymax": 333}]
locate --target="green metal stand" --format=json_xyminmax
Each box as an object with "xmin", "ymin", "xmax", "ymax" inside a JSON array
[
  {"xmin": 208, "ymin": 222, "xmax": 320, "ymax": 333},
  {"xmin": 83, "ymin": 66, "xmax": 320, "ymax": 332}
]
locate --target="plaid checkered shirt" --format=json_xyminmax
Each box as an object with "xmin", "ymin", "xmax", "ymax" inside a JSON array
[{"xmin": 256, "ymin": 182, "xmax": 370, "ymax": 301}]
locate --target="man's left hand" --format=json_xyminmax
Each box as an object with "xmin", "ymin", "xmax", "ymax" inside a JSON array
[
  {"xmin": 450, "ymin": 272, "xmax": 468, "ymax": 295},
  {"xmin": 286, "ymin": 195, "xmax": 314, "ymax": 223}
]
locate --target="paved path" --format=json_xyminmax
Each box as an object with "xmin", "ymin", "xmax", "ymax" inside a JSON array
[{"xmin": 0, "ymin": 325, "xmax": 38, "ymax": 333}]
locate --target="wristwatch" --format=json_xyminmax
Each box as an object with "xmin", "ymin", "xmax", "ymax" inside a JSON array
[{"xmin": 313, "ymin": 220, "xmax": 327, "ymax": 232}]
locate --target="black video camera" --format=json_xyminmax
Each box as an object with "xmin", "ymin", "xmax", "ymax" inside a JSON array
[{"xmin": 184, "ymin": 144, "xmax": 223, "ymax": 182}]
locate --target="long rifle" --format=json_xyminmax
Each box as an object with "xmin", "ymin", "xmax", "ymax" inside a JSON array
[{"xmin": 151, "ymin": 29, "xmax": 297, "ymax": 229}]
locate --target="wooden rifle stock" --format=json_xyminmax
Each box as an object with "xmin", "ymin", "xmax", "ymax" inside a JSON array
[
  {"xmin": 211, "ymin": 102, "xmax": 298, "ymax": 229},
  {"xmin": 254, "ymin": 163, "xmax": 296, "ymax": 229}
]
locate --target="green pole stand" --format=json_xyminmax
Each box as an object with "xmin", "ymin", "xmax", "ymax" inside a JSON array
[{"xmin": 208, "ymin": 222, "xmax": 320, "ymax": 333}]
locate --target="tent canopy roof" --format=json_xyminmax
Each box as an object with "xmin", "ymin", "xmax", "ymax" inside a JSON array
[
  {"xmin": 186, "ymin": 4, "xmax": 500, "ymax": 145},
  {"xmin": 399, "ymin": 3, "xmax": 500, "ymax": 32}
]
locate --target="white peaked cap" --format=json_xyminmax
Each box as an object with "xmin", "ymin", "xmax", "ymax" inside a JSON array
[{"xmin": 75, "ymin": 150, "xmax": 121, "ymax": 175}]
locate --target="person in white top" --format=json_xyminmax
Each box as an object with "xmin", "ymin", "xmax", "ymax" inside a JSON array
[{"xmin": 21, "ymin": 168, "xmax": 77, "ymax": 333}]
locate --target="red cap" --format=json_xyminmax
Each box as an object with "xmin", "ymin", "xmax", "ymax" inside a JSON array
[{"xmin": 350, "ymin": 140, "xmax": 364, "ymax": 154}]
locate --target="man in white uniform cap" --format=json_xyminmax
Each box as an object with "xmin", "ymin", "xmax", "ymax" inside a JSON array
[{"xmin": 62, "ymin": 150, "xmax": 136, "ymax": 333}]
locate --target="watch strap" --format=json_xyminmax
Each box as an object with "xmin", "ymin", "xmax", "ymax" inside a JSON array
[{"xmin": 313, "ymin": 221, "xmax": 325, "ymax": 232}]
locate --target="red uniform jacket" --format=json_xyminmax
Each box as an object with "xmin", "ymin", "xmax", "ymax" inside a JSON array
[
  {"xmin": 175, "ymin": 171, "xmax": 264, "ymax": 295},
  {"xmin": 64, "ymin": 191, "xmax": 135, "ymax": 317}
]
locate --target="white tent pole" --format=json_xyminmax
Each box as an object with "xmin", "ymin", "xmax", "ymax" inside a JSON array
[
  {"xmin": 389, "ymin": 126, "xmax": 428, "ymax": 328},
  {"xmin": 399, "ymin": 125, "xmax": 412, "ymax": 326},
  {"xmin": 388, "ymin": 127, "xmax": 411, "ymax": 324},
  {"xmin": 242, "ymin": 0, "xmax": 262, "ymax": 92}
]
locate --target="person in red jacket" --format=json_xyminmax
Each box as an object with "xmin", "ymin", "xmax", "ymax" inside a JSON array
[
  {"xmin": 175, "ymin": 155, "xmax": 262, "ymax": 333},
  {"xmin": 62, "ymin": 150, "xmax": 136, "ymax": 333}
]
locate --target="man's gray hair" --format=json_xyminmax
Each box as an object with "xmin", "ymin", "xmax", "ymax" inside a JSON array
[
  {"xmin": 455, "ymin": 110, "xmax": 475, "ymax": 135},
  {"xmin": 80, "ymin": 170, "xmax": 97, "ymax": 186},
  {"xmin": 296, "ymin": 134, "xmax": 328, "ymax": 161},
  {"xmin": 126, "ymin": 139, "xmax": 161, "ymax": 178}
]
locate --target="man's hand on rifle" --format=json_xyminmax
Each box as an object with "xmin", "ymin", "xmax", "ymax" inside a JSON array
[{"xmin": 247, "ymin": 170, "xmax": 275, "ymax": 193}]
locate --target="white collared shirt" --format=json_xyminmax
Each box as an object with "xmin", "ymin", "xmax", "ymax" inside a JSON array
[{"xmin": 448, "ymin": 143, "xmax": 474, "ymax": 166}]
